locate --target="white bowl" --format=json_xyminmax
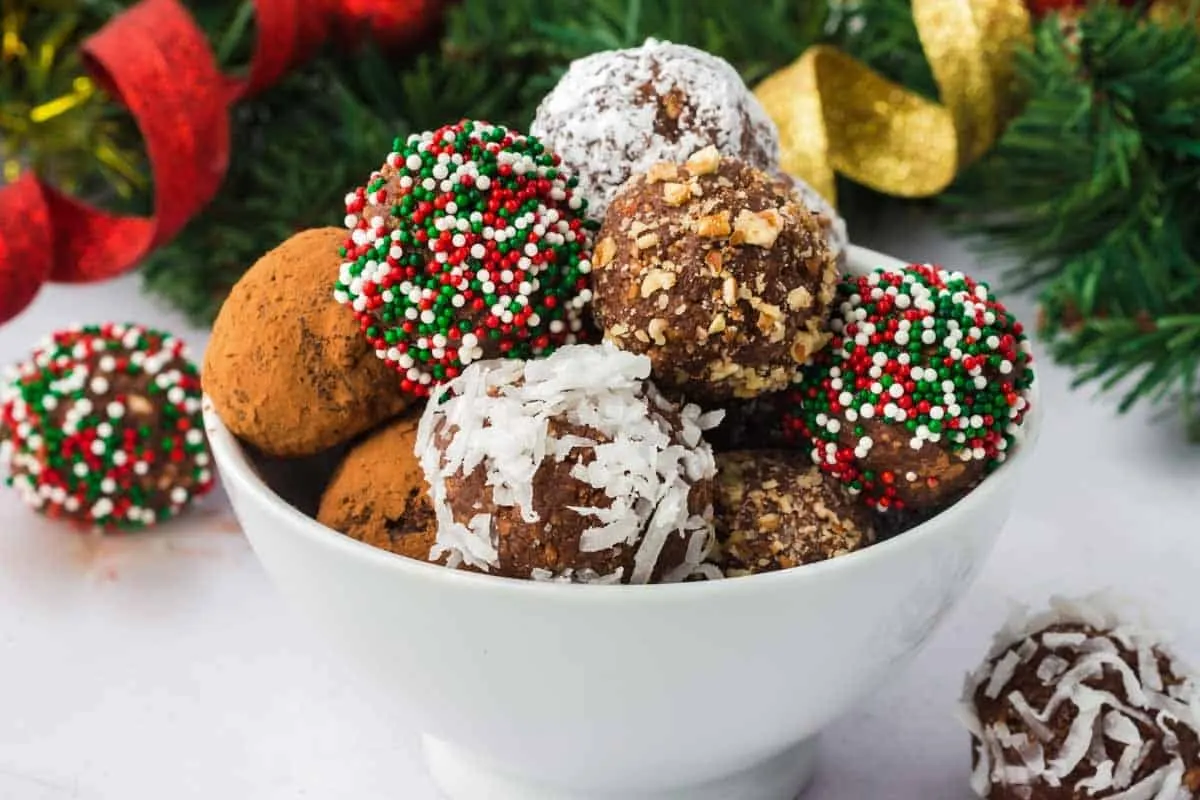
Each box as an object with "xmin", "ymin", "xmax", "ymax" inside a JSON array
[{"xmin": 204, "ymin": 245, "xmax": 1041, "ymax": 800}]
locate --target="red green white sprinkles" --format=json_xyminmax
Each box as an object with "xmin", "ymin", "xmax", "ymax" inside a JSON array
[
  {"xmin": 784, "ymin": 264, "xmax": 1034, "ymax": 511},
  {"xmin": 0, "ymin": 324, "xmax": 214, "ymax": 530},
  {"xmin": 336, "ymin": 119, "xmax": 597, "ymax": 397}
]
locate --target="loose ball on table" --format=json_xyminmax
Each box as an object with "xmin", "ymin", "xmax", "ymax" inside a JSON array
[
  {"xmin": 203, "ymin": 227, "xmax": 412, "ymax": 458},
  {"xmin": 784, "ymin": 264, "xmax": 1035, "ymax": 514},
  {"xmin": 0, "ymin": 324, "xmax": 214, "ymax": 530},
  {"xmin": 415, "ymin": 343, "xmax": 721, "ymax": 584},
  {"xmin": 335, "ymin": 119, "xmax": 596, "ymax": 399},
  {"xmin": 591, "ymin": 147, "xmax": 838, "ymax": 405},
  {"xmin": 712, "ymin": 451, "xmax": 875, "ymax": 576},
  {"xmin": 317, "ymin": 414, "xmax": 441, "ymax": 564},
  {"xmin": 530, "ymin": 38, "xmax": 781, "ymax": 221},
  {"xmin": 962, "ymin": 596, "xmax": 1200, "ymax": 799}
]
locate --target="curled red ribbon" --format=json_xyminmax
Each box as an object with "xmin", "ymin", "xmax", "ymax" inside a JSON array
[{"xmin": 0, "ymin": 0, "xmax": 439, "ymax": 325}]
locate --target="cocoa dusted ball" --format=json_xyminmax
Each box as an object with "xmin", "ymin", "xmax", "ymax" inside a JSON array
[
  {"xmin": 415, "ymin": 343, "xmax": 720, "ymax": 584},
  {"xmin": 962, "ymin": 597, "xmax": 1200, "ymax": 800},
  {"xmin": 1, "ymin": 324, "xmax": 214, "ymax": 530},
  {"xmin": 530, "ymin": 39, "xmax": 780, "ymax": 221},
  {"xmin": 317, "ymin": 414, "xmax": 440, "ymax": 564},
  {"xmin": 784, "ymin": 264, "xmax": 1035, "ymax": 515},
  {"xmin": 591, "ymin": 147, "xmax": 838, "ymax": 405},
  {"xmin": 203, "ymin": 227, "xmax": 411, "ymax": 457},
  {"xmin": 712, "ymin": 451, "xmax": 874, "ymax": 576}
]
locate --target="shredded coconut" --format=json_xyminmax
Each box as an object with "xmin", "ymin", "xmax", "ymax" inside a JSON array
[
  {"xmin": 961, "ymin": 594, "xmax": 1200, "ymax": 799},
  {"xmin": 416, "ymin": 343, "xmax": 719, "ymax": 583}
]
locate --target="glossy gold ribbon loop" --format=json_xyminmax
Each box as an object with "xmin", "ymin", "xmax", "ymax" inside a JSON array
[{"xmin": 755, "ymin": 0, "xmax": 1032, "ymax": 206}]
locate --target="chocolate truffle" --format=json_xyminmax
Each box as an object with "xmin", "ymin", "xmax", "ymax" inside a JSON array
[
  {"xmin": 713, "ymin": 451, "xmax": 874, "ymax": 576},
  {"xmin": 591, "ymin": 147, "xmax": 838, "ymax": 404},
  {"xmin": 204, "ymin": 227, "xmax": 411, "ymax": 457},
  {"xmin": 0, "ymin": 324, "xmax": 214, "ymax": 529},
  {"xmin": 416, "ymin": 343, "xmax": 720, "ymax": 584},
  {"xmin": 530, "ymin": 39, "xmax": 781, "ymax": 221},
  {"xmin": 317, "ymin": 414, "xmax": 439, "ymax": 563},
  {"xmin": 784, "ymin": 264, "xmax": 1035, "ymax": 513},
  {"xmin": 335, "ymin": 120, "xmax": 595, "ymax": 398},
  {"xmin": 773, "ymin": 172, "xmax": 849, "ymax": 268},
  {"xmin": 962, "ymin": 597, "xmax": 1200, "ymax": 799}
]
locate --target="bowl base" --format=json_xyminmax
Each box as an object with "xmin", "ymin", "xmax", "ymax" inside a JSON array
[{"xmin": 422, "ymin": 734, "xmax": 818, "ymax": 800}]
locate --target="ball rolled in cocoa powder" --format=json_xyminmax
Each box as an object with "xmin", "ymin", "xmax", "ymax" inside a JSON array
[
  {"xmin": 317, "ymin": 414, "xmax": 440, "ymax": 563},
  {"xmin": 203, "ymin": 227, "xmax": 411, "ymax": 457}
]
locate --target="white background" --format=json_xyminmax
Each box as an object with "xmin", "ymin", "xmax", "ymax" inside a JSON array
[{"xmin": 0, "ymin": 210, "xmax": 1197, "ymax": 799}]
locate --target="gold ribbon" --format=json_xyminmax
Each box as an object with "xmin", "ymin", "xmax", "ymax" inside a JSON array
[{"xmin": 754, "ymin": 0, "xmax": 1033, "ymax": 206}]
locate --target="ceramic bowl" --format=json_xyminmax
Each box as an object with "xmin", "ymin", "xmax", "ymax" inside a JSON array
[{"xmin": 203, "ymin": 245, "xmax": 1042, "ymax": 800}]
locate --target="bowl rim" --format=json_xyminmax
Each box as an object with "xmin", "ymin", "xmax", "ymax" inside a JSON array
[{"xmin": 204, "ymin": 244, "xmax": 1042, "ymax": 601}]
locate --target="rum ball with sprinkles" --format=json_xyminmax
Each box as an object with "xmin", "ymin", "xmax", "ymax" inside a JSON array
[
  {"xmin": 335, "ymin": 119, "xmax": 597, "ymax": 398},
  {"xmin": 783, "ymin": 264, "xmax": 1035, "ymax": 514},
  {"xmin": 0, "ymin": 324, "xmax": 214, "ymax": 530}
]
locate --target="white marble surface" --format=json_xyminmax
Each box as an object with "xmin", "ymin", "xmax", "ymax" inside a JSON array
[{"xmin": 1, "ymin": 211, "xmax": 1197, "ymax": 800}]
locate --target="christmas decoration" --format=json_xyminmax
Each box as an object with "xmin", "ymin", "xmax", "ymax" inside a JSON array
[
  {"xmin": 945, "ymin": 3, "xmax": 1200, "ymax": 439},
  {"xmin": 0, "ymin": 0, "xmax": 449, "ymax": 325},
  {"xmin": 0, "ymin": 323, "xmax": 215, "ymax": 530},
  {"xmin": 755, "ymin": 0, "xmax": 1031, "ymax": 206},
  {"xmin": 335, "ymin": 120, "xmax": 595, "ymax": 397}
]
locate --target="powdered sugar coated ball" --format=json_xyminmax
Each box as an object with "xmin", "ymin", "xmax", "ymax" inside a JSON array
[
  {"xmin": 531, "ymin": 39, "xmax": 780, "ymax": 220},
  {"xmin": 415, "ymin": 343, "xmax": 722, "ymax": 584}
]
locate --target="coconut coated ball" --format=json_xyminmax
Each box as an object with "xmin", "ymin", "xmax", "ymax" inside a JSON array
[
  {"xmin": 317, "ymin": 414, "xmax": 440, "ymax": 564},
  {"xmin": 530, "ymin": 39, "xmax": 780, "ymax": 221},
  {"xmin": 713, "ymin": 451, "xmax": 874, "ymax": 576},
  {"xmin": 784, "ymin": 264, "xmax": 1035, "ymax": 514},
  {"xmin": 335, "ymin": 120, "xmax": 596, "ymax": 398},
  {"xmin": 591, "ymin": 147, "xmax": 838, "ymax": 404},
  {"xmin": 963, "ymin": 596, "xmax": 1200, "ymax": 799},
  {"xmin": 0, "ymin": 323, "xmax": 214, "ymax": 529},
  {"xmin": 203, "ymin": 227, "xmax": 411, "ymax": 457},
  {"xmin": 416, "ymin": 343, "xmax": 720, "ymax": 584}
]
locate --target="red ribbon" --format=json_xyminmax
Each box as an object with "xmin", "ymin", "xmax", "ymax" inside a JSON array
[{"xmin": 0, "ymin": 0, "xmax": 438, "ymax": 325}]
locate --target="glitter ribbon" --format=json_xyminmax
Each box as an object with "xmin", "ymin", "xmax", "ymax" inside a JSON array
[
  {"xmin": 0, "ymin": 0, "xmax": 442, "ymax": 324},
  {"xmin": 754, "ymin": 0, "xmax": 1033, "ymax": 207}
]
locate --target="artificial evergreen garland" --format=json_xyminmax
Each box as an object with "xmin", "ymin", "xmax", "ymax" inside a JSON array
[
  {"xmin": 3, "ymin": 0, "xmax": 1199, "ymax": 437},
  {"xmin": 948, "ymin": 4, "xmax": 1200, "ymax": 438}
]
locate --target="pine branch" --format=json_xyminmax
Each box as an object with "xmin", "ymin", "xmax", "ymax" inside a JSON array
[
  {"xmin": 139, "ymin": 0, "xmax": 830, "ymax": 322},
  {"xmin": 948, "ymin": 4, "xmax": 1200, "ymax": 437},
  {"xmin": 830, "ymin": 0, "xmax": 938, "ymax": 101}
]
